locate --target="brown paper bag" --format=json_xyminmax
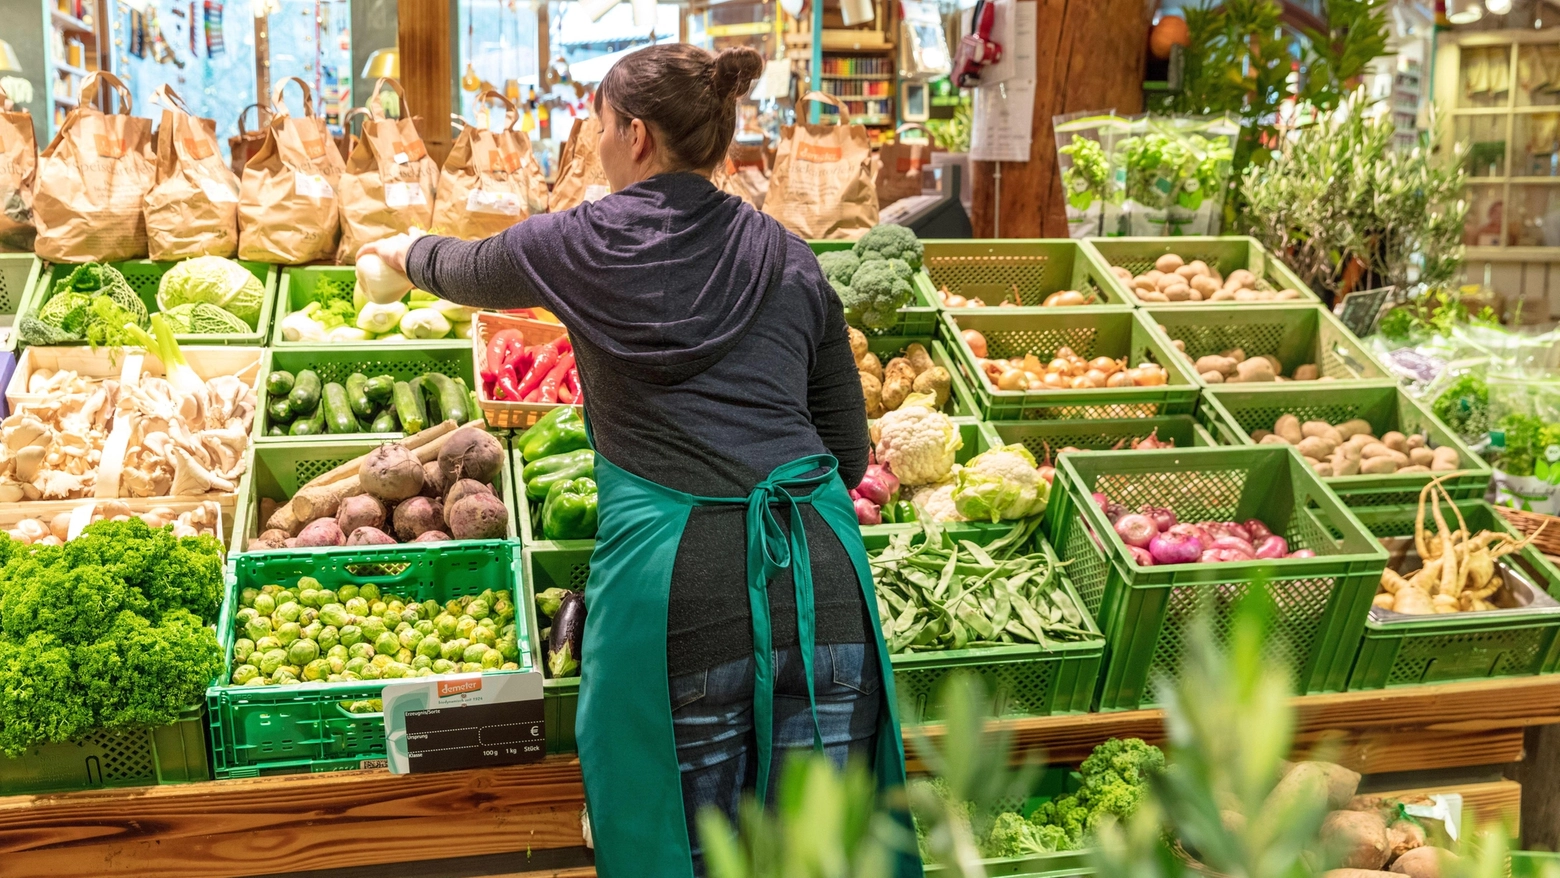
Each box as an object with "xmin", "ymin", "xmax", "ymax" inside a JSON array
[
  {"xmin": 145, "ymin": 85, "xmax": 240, "ymax": 260},
  {"xmin": 228, "ymin": 103, "xmax": 269, "ymax": 178},
  {"xmin": 237, "ymin": 77, "xmax": 345, "ymax": 264},
  {"xmin": 432, "ymin": 92, "xmax": 549, "ymax": 239},
  {"xmin": 875, "ymin": 123, "xmax": 936, "ymax": 208},
  {"xmin": 0, "ymin": 82, "xmax": 37, "ymax": 253},
  {"xmin": 549, "ymin": 116, "xmax": 610, "ymax": 212},
  {"xmin": 711, "ymin": 139, "xmax": 769, "ymax": 209},
  {"xmin": 336, "ymin": 78, "xmax": 440, "ymax": 262},
  {"xmin": 34, "ymin": 72, "xmax": 155, "ymax": 262},
  {"xmin": 763, "ymin": 93, "xmax": 879, "ymax": 240}
]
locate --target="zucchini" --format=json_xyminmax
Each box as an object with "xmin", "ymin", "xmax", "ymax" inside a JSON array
[
  {"xmin": 363, "ymin": 374, "xmax": 396, "ymax": 405},
  {"xmin": 322, "ymin": 383, "xmax": 361, "ymax": 434},
  {"xmin": 289, "ymin": 369, "xmax": 322, "ymax": 416},
  {"xmin": 289, "ymin": 399, "xmax": 326, "ymax": 435},
  {"xmin": 345, "ymin": 372, "xmax": 375, "ymax": 420},
  {"xmin": 266, "ymin": 370, "xmax": 295, "ymax": 397},
  {"xmin": 267, "ymin": 425, "xmax": 287, "ymax": 437},
  {"xmin": 393, "ymin": 381, "xmax": 427, "ymax": 434},
  {"xmin": 424, "ymin": 372, "xmax": 470, "ymax": 425},
  {"xmin": 370, "ymin": 407, "xmax": 400, "ymax": 433},
  {"xmin": 266, "ymin": 397, "xmax": 296, "ymax": 426},
  {"xmin": 411, "ymin": 376, "xmax": 438, "ymax": 423}
]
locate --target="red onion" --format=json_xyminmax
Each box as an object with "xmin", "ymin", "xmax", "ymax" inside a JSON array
[
  {"xmin": 1199, "ymin": 520, "xmax": 1232, "ymax": 540},
  {"xmin": 1289, "ymin": 549, "xmax": 1317, "ymax": 559},
  {"xmin": 854, "ymin": 498, "xmax": 882, "ymax": 526},
  {"xmin": 1092, "ymin": 492, "xmax": 1109, "ymax": 510},
  {"xmin": 1254, "ymin": 535, "xmax": 1289, "ymax": 559},
  {"xmin": 856, "ymin": 464, "xmax": 898, "ymax": 508},
  {"xmin": 1139, "ymin": 505, "xmax": 1177, "ymax": 532},
  {"xmin": 1148, "ymin": 531, "xmax": 1202, "ymax": 565},
  {"xmin": 1210, "ymin": 535, "xmax": 1255, "ymax": 557},
  {"xmin": 1243, "ymin": 518, "xmax": 1273, "ymax": 539},
  {"xmin": 1127, "ymin": 545, "xmax": 1155, "ymax": 566},
  {"xmin": 1200, "ymin": 548, "xmax": 1251, "ymax": 564},
  {"xmin": 1114, "ymin": 514, "xmax": 1158, "ymax": 548},
  {"xmin": 850, "ymin": 488, "xmax": 862, "ymax": 501},
  {"xmin": 1224, "ymin": 523, "xmax": 1253, "ymax": 542},
  {"xmin": 1038, "ymin": 465, "xmax": 1055, "ymax": 484},
  {"xmin": 1170, "ymin": 522, "xmax": 1211, "ymax": 546}
]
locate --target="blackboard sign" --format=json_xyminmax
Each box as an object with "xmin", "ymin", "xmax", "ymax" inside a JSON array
[
  {"xmin": 1336, "ymin": 286, "xmax": 1394, "ymax": 338},
  {"xmin": 383, "ymin": 671, "xmax": 546, "ymax": 774}
]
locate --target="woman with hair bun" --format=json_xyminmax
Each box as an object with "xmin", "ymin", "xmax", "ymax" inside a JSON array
[{"xmin": 359, "ymin": 43, "xmax": 918, "ymax": 878}]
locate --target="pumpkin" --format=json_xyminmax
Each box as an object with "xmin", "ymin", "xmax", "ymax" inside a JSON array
[{"xmin": 1150, "ymin": 15, "xmax": 1190, "ymax": 60}]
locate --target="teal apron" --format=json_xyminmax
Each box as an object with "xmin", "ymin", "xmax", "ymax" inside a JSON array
[{"xmin": 575, "ymin": 424, "xmax": 921, "ymax": 878}]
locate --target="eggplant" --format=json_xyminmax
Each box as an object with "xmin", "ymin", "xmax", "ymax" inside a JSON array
[{"xmin": 547, "ymin": 590, "xmax": 585, "ymax": 678}]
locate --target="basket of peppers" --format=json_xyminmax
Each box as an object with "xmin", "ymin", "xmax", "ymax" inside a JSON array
[
  {"xmin": 515, "ymin": 406, "xmax": 599, "ymax": 546},
  {"xmin": 474, "ymin": 312, "xmax": 585, "ymax": 429}
]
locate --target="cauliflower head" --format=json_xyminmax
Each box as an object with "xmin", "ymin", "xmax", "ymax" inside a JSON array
[
  {"xmin": 952, "ymin": 443, "xmax": 1050, "ymax": 522},
  {"xmin": 854, "ymin": 223, "xmax": 924, "ymax": 270},
  {"xmin": 842, "ymin": 260, "xmax": 914, "ymax": 330},
  {"xmin": 876, "ymin": 393, "xmax": 962, "ymax": 486},
  {"xmin": 909, "ymin": 477, "xmax": 965, "ymax": 522}
]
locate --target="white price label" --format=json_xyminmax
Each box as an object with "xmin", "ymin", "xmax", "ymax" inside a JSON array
[
  {"xmin": 295, "ymin": 173, "xmax": 335, "ymax": 200},
  {"xmin": 385, "ymin": 181, "xmax": 428, "ymax": 208},
  {"xmin": 393, "ymin": 151, "xmax": 411, "ymax": 164},
  {"xmin": 466, "ymin": 189, "xmax": 522, "ymax": 216}
]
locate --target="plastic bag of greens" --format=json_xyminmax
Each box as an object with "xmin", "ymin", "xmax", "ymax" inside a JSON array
[
  {"xmin": 1116, "ymin": 115, "xmax": 1235, "ymax": 236},
  {"xmin": 1489, "ymin": 370, "xmax": 1560, "ymax": 513},
  {"xmin": 1053, "ymin": 112, "xmax": 1128, "ymax": 238}
]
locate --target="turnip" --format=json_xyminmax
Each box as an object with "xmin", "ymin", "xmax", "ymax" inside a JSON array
[
  {"xmin": 1114, "ymin": 514, "xmax": 1158, "ymax": 548},
  {"xmin": 1148, "ymin": 531, "xmax": 1201, "ymax": 565},
  {"xmin": 1255, "ymin": 534, "xmax": 1290, "ymax": 559}
]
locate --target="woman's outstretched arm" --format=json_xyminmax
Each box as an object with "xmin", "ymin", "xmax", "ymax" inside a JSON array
[{"xmin": 357, "ymin": 231, "xmax": 544, "ymax": 311}]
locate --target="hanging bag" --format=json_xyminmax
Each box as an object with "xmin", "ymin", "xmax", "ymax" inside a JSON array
[
  {"xmin": 237, "ymin": 77, "xmax": 345, "ymax": 264},
  {"xmin": 549, "ymin": 115, "xmax": 610, "ymax": 212},
  {"xmin": 711, "ymin": 136, "xmax": 769, "ymax": 209},
  {"xmin": 433, "ymin": 91, "xmax": 548, "ymax": 239},
  {"xmin": 0, "ymin": 81, "xmax": 37, "ymax": 253},
  {"xmin": 227, "ymin": 103, "xmax": 269, "ymax": 178},
  {"xmin": 34, "ymin": 71, "xmax": 155, "ymax": 262},
  {"xmin": 145, "ymin": 84, "xmax": 240, "ymax": 259},
  {"xmin": 763, "ymin": 92, "xmax": 879, "ymax": 240},
  {"xmin": 875, "ymin": 123, "xmax": 936, "ymax": 208},
  {"xmin": 336, "ymin": 77, "xmax": 440, "ymax": 262}
]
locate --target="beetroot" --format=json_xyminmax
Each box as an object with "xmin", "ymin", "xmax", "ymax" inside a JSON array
[
  {"xmin": 393, "ymin": 496, "xmax": 446, "ymax": 541},
  {"xmin": 421, "ymin": 461, "xmax": 448, "ymax": 499},
  {"xmin": 444, "ymin": 478, "xmax": 493, "ymax": 511},
  {"xmin": 295, "ymin": 518, "xmax": 346, "ymax": 547},
  {"xmin": 346, "ymin": 526, "xmax": 397, "ymax": 546},
  {"xmin": 412, "ymin": 530, "xmax": 451, "ymax": 542},
  {"xmin": 448, "ymin": 493, "xmax": 509, "ymax": 540},
  {"xmin": 438, "ymin": 426, "xmax": 504, "ymax": 485},
  {"xmin": 362, "ymin": 444, "xmax": 425, "ymax": 502},
  {"xmin": 336, "ymin": 494, "xmax": 387, "ymax": 535}
]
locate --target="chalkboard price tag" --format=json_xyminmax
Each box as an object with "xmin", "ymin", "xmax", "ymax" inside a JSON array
[
  {"xmin": 383, "ymin": 671, "xmax": 546, "ymax": 774},
  {"xmin": 1336, "ymin": 286, "xmax": 1394, "ymax": 338}
]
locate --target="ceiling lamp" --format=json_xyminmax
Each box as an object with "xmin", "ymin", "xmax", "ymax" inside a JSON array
[
  {"xmin": 362, "ymin": 47, "xmax": 399, "ymax": 78},
  {"xmin": 0, "ymin": 39, "xmax": 20, "ymax": 74},
  {"xmin": 1486, "ymin": 0, "xmax": 1513, "ymax": 13},
  {"xmin": 1447, "ymin": 0, "xmax": 1484, "ymax": 23}
]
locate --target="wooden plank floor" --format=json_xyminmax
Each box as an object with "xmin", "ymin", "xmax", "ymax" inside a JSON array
[{"xmin": 2, "ymin": 676, "xmax": 1556, "ymax": 878}]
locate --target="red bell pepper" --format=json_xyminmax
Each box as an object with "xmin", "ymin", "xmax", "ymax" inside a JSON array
[
  {"xmin": 518, "ymin": 341, "xmax": 561, "ymax": 399},
  {"xmin": 538, "ymin": 353, "xmax": 574, "ymax": 404}
]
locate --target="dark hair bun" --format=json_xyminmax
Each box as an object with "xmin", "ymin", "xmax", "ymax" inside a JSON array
[{"xmin": 711, "ymin": 47, "xmax": 764, "ymax": 101}]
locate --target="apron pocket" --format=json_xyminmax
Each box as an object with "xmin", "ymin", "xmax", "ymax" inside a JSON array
[
  {"xmin": 828, "ymin": 643, "xmax": 882, "ymax": 696},
  {"xmin": 669, "ymin": 667, "xmax": 709, "ymax": 712}
]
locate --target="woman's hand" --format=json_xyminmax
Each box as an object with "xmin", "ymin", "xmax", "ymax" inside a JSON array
[
  {"xmin": 356, "ymin": 231, "xmax": 421, "ymax": 274},
  {"xmin": 355, "ymin": 231, "xmax": 425, "ymax": 305}
]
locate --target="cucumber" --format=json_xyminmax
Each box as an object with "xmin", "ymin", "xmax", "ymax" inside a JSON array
[
  {"xmin": 363, "ymin": 374, "xmax": 396, "ymax": 405},
  {"xmin": 289, "ymin": 399, "xmax": 326, "ymax": 435},
  {"xmin": 266, "ymin": 397, "xmax": 296, "ymax": 426},
  {"xmin": 266, "ymin": 370, "xmax": 295, "ymax": 397},
  {"xmin": 322, "ymin": 383, "xmax": 360, "ymax": 434},
  {"xmin": 370, "ymin": 407, "xmax": 400, "ymax": 433},
  {"xmin": 411, "ymin": 376, "xmax": 438, "ymax": 423},
  {"xmin": 267, "ymin": 425, "xmax": 287, "ymax": 437},
  {"xmin": 289, "ymin": 369, "xmax": 322, "ymax": 416},
  {"xmin": 345, "ymin": 373, "xmax": 375, "ymax": 420},
  {"xmin": 424, "ymin": 372, "xmax": 470, "ymax": 425},
  {"xmin": 393, "ymin": 381, "xmax": 427, "ymax": 434}
]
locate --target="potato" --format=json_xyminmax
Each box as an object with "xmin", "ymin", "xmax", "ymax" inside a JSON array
[
  {"xmin": 1387, "ymin": 820, "xmax": 1425, "ymax": 859},
  {"xmin": 1298, "ymin": 436, "xmax": 1338, "ymax": 459},
  {"xmin": 1209, "ymin": 288, "xmax": 1236, "ymax": 301},
  {"xmin": 1276, "ymin": 289, "xmax": 1303, "ymax": 300},
  {"xmin": 1390, "ymin": 846, "xmax": 1455, "ymax": 878},
  {"xmin": 1251, "ymin": 429, "xmax": 1273, "ymax": 442},
  {"xmin": 1266, "ymin": 761, "xmax": 1330, "ymax": 816},
  {"xmin": 1275, "ymin": 414, "xmax": 1304, "ymax": 445},
  {"xmin": 1332, "ymin": 452, "xmax": 1361, "ymax": 476},
  {"xmin": 1409, "ymin": 447, "xmax": 1434, "ymax": 467},
  {"xmin": 1221, "ymin": 347, "xmax": 1247, "ymax": 362},
  {"xmin": 1187, "ymin": 259, "xmax": 1211, "ymax": 277},
  {"xmin": 1321, "ymin": 810, "xmax": 1391, "ymax": 870},
  {"xmin": 1175, "ymin": 264, "xmax": 1201, "ymax": 281},
  {"xmin": 1195, "ymin": 355, "xmax": 1238, "ymax": 376},
  {"xmin": 1133, "ymin": 275, "xmax": 1159, "ymax": 291},
  {"xmin": 848, "ymin": 326, "xmax": 869, "ymax": 363},
  {"xmin": 1225, "ymin": 269, "xmax": 1257, "ymax": 290},
  {"xmin": 1162, "ymin": 283, "xmax": 1191, "ymax": 302},
  {"xmin": 1138, "ymin": 290, "xmax": 1170, "ymax": 302},
  {"xmin": 1431, "ymin": 446, "xmax": 1460, "ymax": 470},
  {"xmin": 1156, "ymin": 272, "xmax": 1182, "ymax": 292},
  {"xmin": 1202, "ymin": 370, "xmax": 1226, "ymax": 384},
  {"xmin": 1406, "ymin": 434, "xmax": 1426, "ymax": 450},
  {"xmin": 1293, "ymin": 364, "xmax": 1321, "ymax": 381},
  {"xmin": 1397, "ymin": 465, "xmax": 1430, "ymax": 473},
  {"xmin": 1361, "ymin": 456, "xmax": 1400, "ymax": 474},
  {"xmin": 857, "ymin": 352, "xmax": 883, "ymax": 382},
  {"xmin": 1235, "ymin": 288, "xmax": 1264, "ymax": 302},
  {"xmin": 1260, "ymin": 433, "xmax": 1291, "ymax": 445},
  {"xmin": 1313, "ymin": 761, "xmax": 1362, "ymax": 807},
  {"xmin": 1325, "ymin": 871, "xmax": 1399, "ymax": 878},
  {"xmin": 1303, "ymin": 421, "xmax": 1344, "ymax": 445},
  {"xmin": 1382, "ymin": 431, "xmax": 1408, "ymax": 453},
  {"xmin": 1155, "ymin": 253, "xmax": 1185, "ymax": 272},
  {"xmin": 1111, "ymin": 265, "xmax": 1133, "ymax": 281},
  {"xmin": 1236, "ymin": 358, "xmax": 1277, "ymax": 382},
  {"xmin": 1191, "ymin": 275, "xmax": 1221, "ymax": 296},
  {"xmin": 1337, "ymin": 419, "xmax": 1374, "ymax": 440},
  {"xmin": 1314, "ymin": 460, "xmax": 1335, "ymax": 476},
  {"xmin": 860, "ymin": 372, "xmax": 884, "ymax": 418},
  {"xmin": 913, "ymin": 366, "xmax": 952, "ymax": 409},
  {"xmin": 1346, "ymin": 433, "xmax": 1376, "ymax": 451},
  {"xmin": 905, "ymin": 343, "xmax": 935, "ymax": 376},
  {"xmin": 1361, "ymin": 442, "xmax": 1394, "ymax": 459}
]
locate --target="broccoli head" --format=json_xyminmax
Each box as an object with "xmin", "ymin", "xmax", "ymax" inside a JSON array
[
  {"xmin": 839, "ymin": 260, "xmax": 914, "ymax": 330},
  {"xmin": 816, "ymin": 250, "xmax": 861, "ymax": 286},
  {"xmin": 854, "ymin": 223, "xmax": 924, "ymax": 271},
  {"xmin": 887, "ymin": 258, "xmax": 913, "ymax": 280},
  {"xmin": 983, "ymin": 811, "xmax": 1061, "ymax": 859}
]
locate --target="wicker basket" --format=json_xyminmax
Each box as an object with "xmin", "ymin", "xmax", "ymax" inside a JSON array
[
  {"xmin": 472, "ymin": 311, "xmax": 576, "ymax": 430},
  {"xmin": 1495, "ymin": 506, "xmax": 1560, "ymax": 559}
]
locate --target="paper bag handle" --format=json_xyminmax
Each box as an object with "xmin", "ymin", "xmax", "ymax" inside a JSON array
[
  {"xmin": 0, "ymin": 81, "xmax": 12, "ymax": 113},
  {"xmin": 894, "ymin": 122, "xmax": 933, "ymax": 143},
  {"xmin": 81, "ymin": 71, "xmax": 133, "ymax": 114},
  {"xmin": 271, "ymin": 77, "xmax": 316, "ymax": 119},
  {"xmin": 368, "ymin": 77, "xmax": 412, "ymax": 120},
  {"xmin": 235, "ymin": 103, "xmax": 270, "ymax": 136},
  {"xmin": 477, "ymin": 90, "xmax": 521, "ymax": 130},
  {"xmin": 799, "ymin": 91, "xmax": 846, "ymax": 112}
]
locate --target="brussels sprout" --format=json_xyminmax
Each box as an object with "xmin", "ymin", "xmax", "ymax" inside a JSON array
[
  {"xmin": 480, "ymin": 648, "xmax": 504, "ymax": 670},
  {"xmin": 396, "ymin": 627, "xmax": 420, "ymax": 650},
  {"xmin": 318, "ymin": 626, "xmax": 340, "ymax": 652},
  {"xmin": 253, "ymin": 593, "xmax": 277, "ymax": 616},
  {"xmin": 342, "ymin": 671, "xmax": 362, "ymax": 682},
  {"xmin": 422, "ymin": 599, "xmax": 440, "ymax": 619},
  {"xmin": 360, "ymin": 617, "xmax": 388, "ymax": 641},
  {"xmin": 280, "ymin": 664, "xmax": 301, "ymax": 678},
  {"xmin": 472, "ymin": 626, "xmax": 497, "ymax": 648},
  {"xmin": 463, "ymin": 642, "xmax": 491, "ymax": 664},
  {"xmin": 445, "ymin": 598, "xmax": 464, "ymax": 615},
  {"xmin": 349, "ymin": 642, "xmax": 375, "ymax": 661},
  {"xmin": 370, "ymin": 653, "xmax": 394, "ymax": 669},
  {"xmin": 236, "ymin": 607, "xmax": 259, "ymax": 627},
  {"xmin": 412, "ymin": 654, "xmax": 434, "ymax": 671},
  {"xmin": 345, "ymin": 656, "xmax": 370, "ymax": 674},
  {"xmin": 299, "ymin": 607, "xmax": 319, "ymax": 627},
  {"xmin": 501, "ymin": 662, "xmax": 520, "ymax": 671},
  {"xmin": 497, "ymin": 637, "xmax": 519, "ymax": 662},
  {"xmin": 233, "ymin": 638, "xmax": 257, "ymax": 662},
  {"xmin": 336, "ymin": 584, "xmax": 360, "ymax": 602},
  {"xmin": 270, "ymin": 668, "xmax": 298, "ymax": 685},
  {"xmin": 299, "ymin": 587, "xmax": 321, "ymax": 608},
  {"xmin": 326, "ymin": 644, "xmax": 349, "ymax": 661},
  {"xmin": 339, "ymin": 624, "xmax": 364, "ymax": 646},
  {"xmin": 244, "ymin": 676, "xmax": 269, "ymax": 687},
  {"xmin": 259, "ymin": 648, "xmax": 288, "ymax": 676},
  {"xmin": 370, "ymin": 601, "xmax": 388, "ymax": 617},
  {"xmin": 318, "ymin": 604, "xmax": 350, "ymax": 629},
  {"xmin": 327, "ymin": 674, "xmax": 344, "ymax": 683},
  {"xmin": 456, "ymin": 617, "xmax": 478, "ymax": 638},
  {"xmin": 297, "ymin": 576, "xmax": 323, "ymax": 592},
  {"xmin": 417, "ymin": 668, "xmax": 435, "ymax": 677},
  {"xmin": 378, "ymin": 610, "xmax": 400, "ymax": 628},
  {"xmin": 255, "ymin": 635, "xmax": 283, "ymax": 652},
  {"xmin": 395, "ymin": 648, "xmax": 413, "ymax": 664},
  {"xmin": 383, "ymin": 663, "xmax": 409, "ymax": 679},
  {"xmin": 493, "ymin": 598, "xmax": 515, "ymax": 626},
  {"xmin": 386, "ymin": 599, "xmax": 406, "ymax": 616},
  {"xmin": 441, "ymin": 638, "xmax": 470, "ymax": 662},
  {"xmin": 345, "ymin": 597, "xmax": 370, "ymax": 617},
  {"xmin": 466, "ymin": 599, "xmax": 491, "ymax": 621},
  {"xmin": 316, "ymin": 589, "xmax": 337, "ymax": 606},
  {"xmin": 415, "ymin": 635, "xmax": 443, "ymax": 659},
  {"xmin": 373, "ymin": 631, "xmax": 401, "ymax": 656},
  {"xmin": 359, "ymin": 663, "xmax": 383, "ymax": 680},
  {"xmin": 327, "ymin": 656, "xmax": 347, "ymax": 675},
  {"xmin": 244, "ymin": 615, "xmax": 273, "ymax": 642},
  {"xmin": 240, "ymin": 587, "xmax": 260, "ymax": 608},
  {"xmin": 231, "ymin": 664, "xmax": 260, "ymax": 685},
  {"xmin": 477, "ymin": 617, "xmax": 497, "ymax": 631},
  {"xmin": 288, "ymin": 638, "xmax": 320, "ymax": 666},
  {"xmin": 359, "ymin": 584, "xmax": 381, "ymax": 602},
  {"xmin": 460, "ymin": 662, "xmax": 482, "ymax": 673},
  {"xmin": 393, "ymin": 620, "xmax": 411, "ymax": 635},
  {"xmin": 261, "ymin": 584, "xmax": 282, "ymax": 596},
  {"xmin": 302, "ymin": 659, "xmax": 331, "ymax": 682},
  {"xmin": 434, "ymin": 614, "xmax": 459, "ymax": 639},
  {"xmin": 500, "ymin": 623, "xmax": 516, "ymax": 639},
  {"xmin": 276, "ymin": 621, "xmax": 302, "ymax": 646},
  {"xmin": 276, "ymin": 589, "xmax": 298, "ymax": 605},
  {"xmin": 414, "ymin": 619, "xmax": 435, "ymax": 637},
  {"xmin": 432, "ymin": 658, "xmax": 456, "ymax": 674},
  {"xmin": 301, "ymin": 622, "xmax": 323, "ymax": 642},
  {"xmin": 274, "ymin": 601, "xmax": 303, "ymax": 623}
]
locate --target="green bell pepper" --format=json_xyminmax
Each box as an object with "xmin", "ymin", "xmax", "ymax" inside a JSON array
[
  {"xmin": 542, "ymin": 477, "xmax": 599, "ymax": 541},
  {"xmin": 518, "ymin": 406, "xmax": 589, "ymax": 461},
  {"xmin": 523, "ymin": 448, "xmax": 596, "ymax": 500}
]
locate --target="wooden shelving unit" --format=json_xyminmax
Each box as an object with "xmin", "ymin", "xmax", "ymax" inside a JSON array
[
  {"xmin": 783, "ymin": 0, "xmax": 899, "ymax": 135},
  {"xmin": 39, "ymin": 0, "xmax": 110, "ymax": 136}
]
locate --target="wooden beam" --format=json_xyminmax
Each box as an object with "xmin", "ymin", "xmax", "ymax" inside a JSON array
[
  {"xmin": 970, "ymin": 0, "xmax": 1149, "ymax": 237},
  {"xmin": 398, "ymin": 0, "xmax": 454, "ymax": 163}
]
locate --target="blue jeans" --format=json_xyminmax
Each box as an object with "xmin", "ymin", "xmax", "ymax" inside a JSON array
[{"xmin": 670, "ymin": 643, "xmax": 883, "ymax": 876}]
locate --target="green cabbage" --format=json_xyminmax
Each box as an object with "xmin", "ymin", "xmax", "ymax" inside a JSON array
[
  {"xmin": 162, "ymin": 303, "xmax": 251, "ymax": 334},
  {"xmin": 156, "ymin": 256, "xmax": 264, "ymax": 327}
]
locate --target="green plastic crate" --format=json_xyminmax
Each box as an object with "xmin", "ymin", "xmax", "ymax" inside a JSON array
[
  {"xmin": 923, "ymin": 850, "xmax": 1092, "ymax": 877},
  {"xmin": 230, "ymin": 436, "xmax": 517, "ymax": 556},
  {"xmin": 0, "ymin": 705, "xmax": 210, "ymax": 795},
  {"xmin": 920, "ymin": 239, "xmax": 1132, "ymax": 310},
  {"xmin": 0, "ymin": 253, "xmax": 41, "ymax": 353},
  {"xmin": 206, "ymin": 542, "xmax": 533, "ymax": 777},
  {"xmin": 29, "ymin": 258, "xmax": 278, "ymax": 346},
  {"xmin": 1045, "ymin": 445, "xmax": 1388, "ymax": 711},
  {"xmin": 273, "ymin": 265, "xmax": 469, "ymax": 348},
  {"xmin": 941, "ymin": 308, "xmax": 1200, "ymax": 421},
  {"xmin": 1345, "ymin": 501, "xmax": 1560, "ymax": 690},
  {"xmin": 809, "ymin": 240, "xmax": 940, "ymax": 337},
  {"xmin": 256, "ymin": 345, "xmax": 477, "ymax": 442},
  {"xmin": 521, "ymin": 547, "xmax": 589, "ymax": 753},
  {"xmin": 1144, "ymin": 304, "xmax": 1388, "ymax": 387},
  {"xmin": 865, "ymin": 337, "xmax": 980, "ymax": 419},
  {"xmin": 985, "ymin": 416, "xmax": 1217, "ymax": 468},
  {"xmin": 1084, "ymin": 237, "xmax": 1319, "ymax": 308},
  {"xmin": 1199, "ymin": 383, "xmax": 1492, "ymax": 507}
]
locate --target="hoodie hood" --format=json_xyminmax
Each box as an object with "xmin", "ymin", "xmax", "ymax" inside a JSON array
[{"xmin": 504, "ymin": 172, "xmax": 790, "ymax": 385}]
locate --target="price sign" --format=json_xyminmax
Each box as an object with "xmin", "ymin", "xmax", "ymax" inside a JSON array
[
  {"xmin": 382, "ymin": 671, "xmax": 546, "ymax": 774},
  {"xmin": 1335, "ymin": 286, "xmax": 1394, "ymax": 338}
]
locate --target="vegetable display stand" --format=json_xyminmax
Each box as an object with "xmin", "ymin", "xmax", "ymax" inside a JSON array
[
  {"xmin": 1046, "ymin": 446, "xmax": 1388, "ymax": 711},
  {"xmin": 0, "ymin": 252, "xmax": 41, "ymax": 353},
  {"xmin": 861, "ymin": 420, "xmax": 999, "ymax": 541},
  {"xmin": 522, "ymin": 546, "xmax": 588, "ymax": 752},
  {"xmin": 921, "ymin": 239, "xmax": 1132, "ymax": 310},
  {"xmin": 229, "ymin": 437, "xmax": 518, "ymax": 556},
  {"xmin": 1144, "ymin": 304, "xmax": 1389, "ymax": 388},
  {"xmin": 1345, "ymin": 501, "xmax": 1560, "ymax": 690},
  {"xmin": 1084, "ymin": 237, "xmax": 1319, "ymax": 308},
  {"xmin": 256, "ymin": 345, "xmax": 476, "ymax": 443},
  {"xmin": 30, "ymin": 259, "xmax": 278, "ymax": 346},
  {"xmin": 810, "ymin": 240, "xmax": 940, "ymax": 337},
  {"xmin": 985, "ymin": 416, "xmax": 1218, "ymax": 468},
  {"xmin": 941, "ymin": 308, "xmax": 1199, "ymax": 421},
  {"xmin": 1199, "ymin": 383, "xmax": 1492, "ymax": 508},
  {"xmin": 0, "ymin": 705, "xmax": 210, "ymax": 795},
  {"xmin": 206, "ymin": 543, "xmax": 533, "ymax": 777},
  {"xmin": 923, "ymin": 850, "xmax": 1092, "ymax": 877},
  {"xmin": 6, "ymin": 343, "xmax": 264, "ymax": 412},
  {"xmin": 472, "ymin": 311, "xmax": 577, "ymax": 431},
  {"xmin": 867, "ymin": 336, "xmax": 980, "ymax": 419},
  {"xmin": 273, "ymin": 266, "xmax": 468, "ymax": 349}
]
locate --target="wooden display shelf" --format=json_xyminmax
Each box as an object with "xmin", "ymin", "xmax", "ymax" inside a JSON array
[{"xmin": 2, "ymin": 678, "xmax": 1558, "ymax": 878}]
